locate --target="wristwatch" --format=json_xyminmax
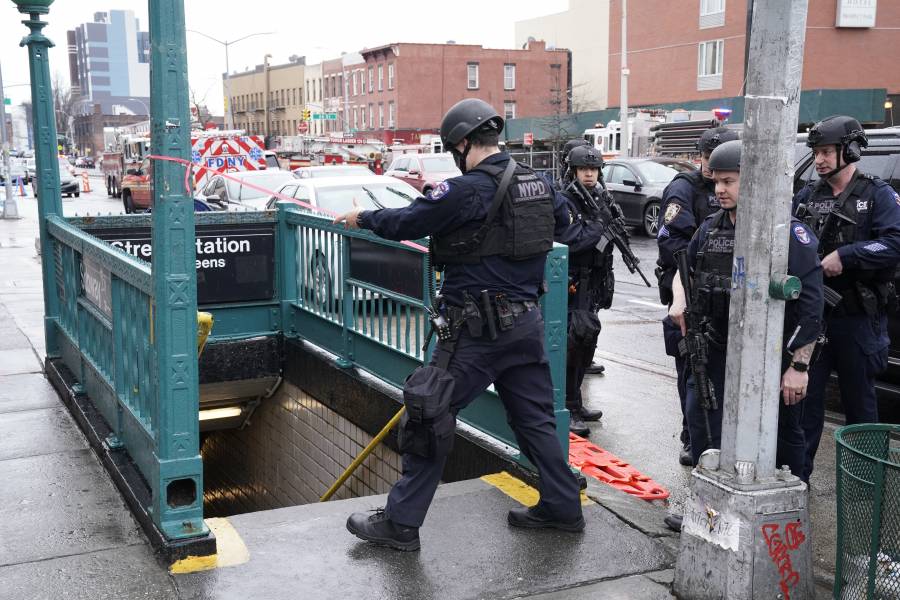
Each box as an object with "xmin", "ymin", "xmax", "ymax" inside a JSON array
[{"xmin": 789, "ymin": 361, "xmax": 809, "ymax": 372}]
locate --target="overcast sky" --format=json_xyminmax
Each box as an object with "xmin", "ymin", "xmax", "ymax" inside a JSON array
[{"xmin": 1, "ymin": 0, "xmax": 569, "ymax": 115}]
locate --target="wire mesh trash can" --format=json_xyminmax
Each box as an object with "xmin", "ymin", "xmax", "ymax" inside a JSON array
[{"xmin": 835, "ymin": 424, "xmax": 900, "ymax": 599}]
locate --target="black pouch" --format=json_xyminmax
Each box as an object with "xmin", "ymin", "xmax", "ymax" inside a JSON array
[
  {"xmin": 567, "ymin": 309, "xmax": 602, "ymax": 369},
  {"xmin": 397, "ymin": 409, "xmax": 456, "ymax": 458},
  {"xmin": 854, "ymin": 283, "xmax": 880, "ymax": 317},
  {"xmin": 656, "ymin": 264, "xmax": 674, "ymax": 306},
  {"xmin": 398, "ymin": 364, "xmax": 456, "ymax": 458}
]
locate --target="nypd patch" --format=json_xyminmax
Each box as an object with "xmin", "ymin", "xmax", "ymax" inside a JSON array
[
  {"xmin": 429, "ymin": 181, "xmax": 451, "ymax": 201},
  {"xmin": 792, "ymin": 224, "xmax": 810, "ymax": 245},
  {"xmin": 663, "ymin": 203, "xmax": 681, "ymax": 224}
]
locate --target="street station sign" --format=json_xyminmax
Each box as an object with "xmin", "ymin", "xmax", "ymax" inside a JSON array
[{"xmin": 524, "ymin": 132, "xmax": 534, "ymax": 147}]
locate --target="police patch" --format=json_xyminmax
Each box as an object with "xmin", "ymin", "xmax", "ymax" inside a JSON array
[
  {"xmin": 429, "ymin": 181, "xmax": 450, "ymax": 200},
  {"xmin": 664, "ymin": 203, "xmax": 681, "ymax": 224},
  {"xmin": 857, "ymin": 199, "xmax": 869, "ymax": 212},
  {"xmin": 894, "ymin": 191, "xmax": 900, "ymax": 207},
  {"xmin": 792, "ymin": 224, "xmax": 810, "ymax": 245}
]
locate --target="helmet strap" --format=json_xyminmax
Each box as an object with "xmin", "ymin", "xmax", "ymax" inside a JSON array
[
  {"xmin": 450, "ymin": 140, "xmax": 471, "ymax": 174},
  {"xmin": 822, "ymin": 144, "xmax": 850, "ymax": 181}
]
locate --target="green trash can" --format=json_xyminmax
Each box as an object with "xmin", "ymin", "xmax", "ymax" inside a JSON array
[{"xmin": 835, "ymin": 424, "xmax": 900, "ymax": 599}]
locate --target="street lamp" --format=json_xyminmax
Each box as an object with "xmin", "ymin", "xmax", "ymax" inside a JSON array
[
  {"xmin": 186, "ymin": 29, "xmax": 274, "ymax": 130},
  {"xmin": 125, "ymin": 96, "xmax": 150, "ymax": 117},
  {"xmin": 886, "ymin": 99, "xmax": 894, "ymax": 127}
]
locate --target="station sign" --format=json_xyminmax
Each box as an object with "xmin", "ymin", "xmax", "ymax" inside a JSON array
[
  {"xmin": 81, "ymin": 256, "xmax": 112, "ymax": 318},
  {"xmin": 835, "ymin": 0, "xmax": 877, "ymax": 27},
  {"xmin": 85, "ymin": 223, "xmax": 276, "ymax": 305}
]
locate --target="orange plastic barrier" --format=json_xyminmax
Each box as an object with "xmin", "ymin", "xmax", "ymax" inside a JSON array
[
  {"xmin": 568, "ymin": 433, "xmax": 670, "ymax": 501},
  {"xmin": 81, "ymin": 172, "xmax": 91, "ymax": 193}
]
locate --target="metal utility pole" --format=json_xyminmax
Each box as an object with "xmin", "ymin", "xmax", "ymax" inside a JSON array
[
  {"xmin": 619, "ymin": 0, "xmax": 630, "ymax": 158},
  {"xmin": 263, "ymin": 53, "xmax": 271, "ymax": 139},
  {"xmin": 674, "ymin": 2, "xmax": 811, "ymax": 598},
  {"xmin": 0, "ymin": 60, "xmax": 20, "ymax": 219}
]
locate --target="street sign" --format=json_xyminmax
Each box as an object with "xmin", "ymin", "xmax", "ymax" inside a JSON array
[
  {"xmin": 311, "ymin": 112, "xmax": 338, "ymax": 121},
  {"xmin": 3, "ymin": 98, "xmax": 10, "ymax": 105},
  {"xmin": 326, "ymin": 113, "xmax": 337, "ymax": 121},
  {"xmin": 523, "ymin": 132, "xmax": 534, "ymax": 147},
  {"xmin": 297, "ymin": 121, "xmax": 308, "ymax": 134}
]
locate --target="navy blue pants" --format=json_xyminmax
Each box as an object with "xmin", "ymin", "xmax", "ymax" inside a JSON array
[
  {"xmin": 662, "ymin": 317, "xmax": 690, "ymax": 445},
  {"xmin": 684, "ymin": 350, "xmax": 807, "ymax": 479},
  {"xmin": 801, "ymin": 313, "xmax": 888, "ymax": 481},
  {"xmin": 385, "ymin": 309, "xmax": 582, "ymax": 528}
]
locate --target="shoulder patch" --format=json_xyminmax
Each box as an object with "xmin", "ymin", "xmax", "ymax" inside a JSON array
[
  {"xmin": 893, "ymin": 190, "xmax": 900, "ymax": 207},
  {"xmin": 664, "ymin": 203, "xmax": 681, "ymax": 224},
  {"xmin": 792, "ymin": 223, "xmax": 811, "ymax": 245},
  {"xmin": 429, "ymin": 181, "xmax": 451, "ymax": 201}
]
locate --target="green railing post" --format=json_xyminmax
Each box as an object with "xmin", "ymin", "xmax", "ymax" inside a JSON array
[
  {"xmin": 12, "ymin": 0, "xmax": 61, "ymax": 358},
  {"xmin": 542, "ymin": 243, "xmax": 570, "ymax": 453},
  {"xmin": 337, "ymin": 235, "xmax": 353, "ymax": 368},
  {"xmin": 277, "ymin": 204, "xmax": 298, "ymax": 336},
  {"xmin": 147, "ymin": 0, "xmax": 206, "ymax": 541}
]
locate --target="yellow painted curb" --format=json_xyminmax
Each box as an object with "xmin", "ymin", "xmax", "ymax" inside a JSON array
[
  {"xmin": 169, "ymin": 517, "xmax": 250, "ymax": 574},
  {"xmin": 481, "ymin": 471, "xmax": 593, "ymax": 507}
]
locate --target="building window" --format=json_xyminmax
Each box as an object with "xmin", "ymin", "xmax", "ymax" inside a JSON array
[
  {"xmin": 368, "ymin": 67, "xmax": 374, "ymax": 93},
  {"xmin": 388, "ymin": 101, "xmax": 395, "ymax": 128},
  {"xmin": 353, "ymin": 108, "xmax": 358, "ymax": 130},
  {"xmin": 467, "ymin": 63, "xmax": 479, "ymax": 89},
  {"xmin": 504, "ymin": 64, "xmax": 516, "ymax": 90},
  {"xmin": 697, "ymin": 39, "xmax": 724, "ymax": 89},
  {"xmin": 504, "ymin": 102, "xmax": 516, "ymax": 120},
  {"xmin": 388, "ymin": 63, "xmax": 395, "ymax": 89},
  {"xmin": 379, "ymin": 103, "xmax": 384, "ymax": 128},
  {"xmin": 368, "ymin": 104, "xmax": 374, "ymax": 128},
  {"xmin": 378, "ymin": 64, "xmax": 384, "ymax": 91},
  {"xmin": 700, "ymin": 0, "xmax": 726, "ymax": 27},
  {"xmin": 361, "ymin": 106, "xmax": 366, "ymax": 129},
  {"xmin": 353, "ymin": 71, "xmax": 358, "ymax": 96}
]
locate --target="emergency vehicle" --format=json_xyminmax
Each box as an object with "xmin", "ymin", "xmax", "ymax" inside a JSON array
[
  {"xmin": 101, "ymin": 134, "xmax": 150, "ymax": 198},
  {"xmin": 115, "ymin": 130, "xmax": 267, "ymax": 213}
]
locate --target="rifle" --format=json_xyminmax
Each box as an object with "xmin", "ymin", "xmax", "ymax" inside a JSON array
[
  {"xmin": 567, "ymin": 178, "xmax": 652, "ymax": 287},
  {"xmin": 674, "ymin": 248, "xmax": 717, "ymax": 446}
]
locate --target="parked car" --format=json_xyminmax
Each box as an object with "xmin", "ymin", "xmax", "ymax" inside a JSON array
[
  {"xmin": 0, "ymin": 158, "xmax": 28, "ymax": 184},
  {"xmin": 292, "ymin": 165, "xmax": 374, "ymax": 179},
  {"xmin": 792, "ymin": 128, "xmax": 900, "ymax": 422},
  {"xmin": 267, "ymin": 175, "xmax": 420, "ymax": 307},
  {"xmin": 30, "ymin": 156, "xmax": 81, "ymax": 198},
  {"xmin": 25, "ymin": 158, "xmax": 36, "ymax": 183},
  {"xmin": 194, "ymin": 170, "xmax": 297, "ymax": 211},
  {"xmin": 384, "ymin": 153, "xmax": 461, "ymax": 196},
  {"xmin": 601, "ymin": 158, "xmax": 688, "ymax": 237}
]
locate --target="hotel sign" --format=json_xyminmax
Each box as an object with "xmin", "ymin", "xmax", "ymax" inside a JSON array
[{"xmin": 836, "ymin": 0, "xmax": 877, "ymax": 28}]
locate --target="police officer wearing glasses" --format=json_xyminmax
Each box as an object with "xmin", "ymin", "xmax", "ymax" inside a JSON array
[
  {"xmin": 335, "ymin": 99, "xmax": 605, "ymax": 551},
  {"xmin": 559, "ymin": 145, "xmax": 614, "ymax": 436},
  {"xmin": 656, "ymin": 126, "xmax": 740, "ymax": 466},
  {"xmin": 792, "ymin": 115, "xmax": 900, "ymax": 481}
]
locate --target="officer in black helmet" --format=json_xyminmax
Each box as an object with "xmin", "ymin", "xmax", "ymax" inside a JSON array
[
  {"xmin": 556, "ymin": 138, "xmax": 591, "ymax": 190},
  {"xmin": 669, "ymin": 140, "xmax": 823, "ymax": 477},
  {"xmin": 792, "ymin": 115, "xmax": 900, "ymax": 481},
  {"xmin": 656, "ymin": 125, "xmax": 740, "ymax": 466},
  {"xmin": 336, "ymin": 98, "xmax": 604, "ymax": 550},
  {"xmin": 558, "ymin": 145, "xmax": 614, "ymax": 436}
]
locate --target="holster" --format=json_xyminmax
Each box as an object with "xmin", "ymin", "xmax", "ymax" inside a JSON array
[{"xmin": 567, "ymin": 309, "xmax": 602, "ymax": 370}]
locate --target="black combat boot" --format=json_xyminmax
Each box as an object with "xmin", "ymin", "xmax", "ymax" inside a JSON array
[
  {"xmin": 679, "ymin": 429, "xmax": 693, "ymax": 466},
  {"xmin": 569, "ymin": 414, "xmax": 590, "ymax": 437},
  {"xmin": 585, "ymin": 362, "xmax": 605, "ymax": 375},
  {"xmin": 346, "ymin": 509, "xmax": 420, "ymax": 551},
  {"xmin": 508, "ymin": 504, "xmax": 585, "ymax": 532},
  {"xmin": 581, "ymin": 407, "xmax": 603, "ymax": 421}
]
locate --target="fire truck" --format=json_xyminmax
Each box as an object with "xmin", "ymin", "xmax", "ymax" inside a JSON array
[
  {"xmin": 109, "ymin": 130, "xmax": 268, "ymax": 213},
  {"xmin": 101, "ymin": 134, "xmax": 149, "ymax": 198}
]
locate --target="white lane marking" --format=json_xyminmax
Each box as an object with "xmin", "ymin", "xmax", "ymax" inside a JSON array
[{"xmin": 627, "ymin": 298, "xmax": 664, "ymax": 309}]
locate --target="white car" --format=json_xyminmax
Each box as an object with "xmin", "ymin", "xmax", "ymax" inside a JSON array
[
  {"xmin": 194, "ymin": 169, "xmax": 297, "ymax": 211},
  {"xmin": 266, "ymin": 175, "xmax": 422, "ymax": 309},
  {"xmin": 292, "ymin": 165, "xmax": 374, "ymax": 179}
]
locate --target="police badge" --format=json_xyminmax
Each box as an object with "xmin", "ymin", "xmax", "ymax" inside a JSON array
[{"xmin": 664, "ymin": 203, "xmax": 681, "ymax": 224}]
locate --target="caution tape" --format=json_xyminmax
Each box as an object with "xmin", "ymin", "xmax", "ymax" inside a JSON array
[
  {"xmin": 146, "ymin": 154, "xmax": 428, "ymax": 253},
  {"xmin": 568, "ymin": 433, "xmax": 670, "ymax": 501}
]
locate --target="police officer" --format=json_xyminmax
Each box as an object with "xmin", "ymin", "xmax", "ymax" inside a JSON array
[
  {"xmin": 657, "ymin": 126, "xmax": 740, "ymax": 466},
  {"xmin": 670, "ymin": 140, "xmax": 823, "ymax": 477},
  {"xmin": 558, "ymin": 145, "xmax": 614, "ymax": 436},
  {"xmin": 335, "ymin": 99, "xmax": 601, "ymax": 551},
  {"xmin": 793, "ymin": 115, "xmax": 900, "ymax": 481},
  {"xmin": 555, "ymin": 138, "xmax": 591, "ymax": 190}
]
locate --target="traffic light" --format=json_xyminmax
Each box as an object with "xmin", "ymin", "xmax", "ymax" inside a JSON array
[{"xmin": 302, "ymin": 109, "xmax": 311, "ymax": 121}]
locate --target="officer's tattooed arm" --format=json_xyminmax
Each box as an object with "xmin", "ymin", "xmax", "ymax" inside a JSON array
[{"xmin": 781, "ymin": 342, "xmax": 814, "ymax": 405}]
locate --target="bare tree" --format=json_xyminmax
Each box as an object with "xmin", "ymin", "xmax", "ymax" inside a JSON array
[{"xmin": 52, "ymin": 73, "xmax": 77, "ymax": 144}]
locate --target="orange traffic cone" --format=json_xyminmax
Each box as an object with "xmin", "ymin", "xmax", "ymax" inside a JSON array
[
  {"xmin": 16, "ymin": 176, "xmax": 25, "ymax": 197},
  {"xmin": 81, "ymin": 172, "xmax": 91, "ymax": 193}
]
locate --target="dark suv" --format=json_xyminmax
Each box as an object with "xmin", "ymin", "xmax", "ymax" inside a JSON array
[{"xmin": 793, "ymin": 128, "xmax": 900, "ymax": 421}]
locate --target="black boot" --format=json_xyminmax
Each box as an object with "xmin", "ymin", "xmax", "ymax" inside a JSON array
[
  {"xmin": 664, "ymin": 514, "xmax": 683, "ymax": 532},
  {"xmin": 569, "ymin": 415, "xmax": 590, "ymax": 437},
  {"xmin": 346, "ymin": 509, "xmax": 420, "ymax": 551},
  {"xmin": 581, "ymin": 407, "xmax": 603, "ymax": 421},
  {"xmin": 585, "ymin": 362, "xmax": 605, "ymax": 375},
  {"xmin": 679, "ymin": 442, "xmax": 693, "ymax": 466},
  {"xmin": 508, "ymin": 504, "xmax": 585, "ymax": 532}
]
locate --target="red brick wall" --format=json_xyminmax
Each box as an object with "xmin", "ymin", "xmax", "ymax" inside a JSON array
[
  {"xmin": 607, "ymin": 0, "xmax": 900, "ymax": 107},
  {"xmin": 356, "ymin": 42, "xmax": 569, "ymax": 139}
]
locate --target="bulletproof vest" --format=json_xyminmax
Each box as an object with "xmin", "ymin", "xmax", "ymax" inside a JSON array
[
  {"xmin": 432, "ymin": 161, "xmax": 556, "ymax": 265},
  {"xmin": 671, "ymin": 170, "xmax": 720, "ymax": 225},
  {"xmin": 805, "ymin": 173, "xmax": 894, "ymax": 287},
  {"xmin": 694, "ymin": 210, "xmax": 734, "ymax": 326}
]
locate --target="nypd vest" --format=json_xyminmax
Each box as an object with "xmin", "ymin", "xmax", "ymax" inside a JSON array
[
  {"xmin": 694, "ymin": 210, "xmax": 734, "ymax": 326},
  {"xmin": 670, "ymin": 170, "xmax": 720, "ymax": 225},
  {"xmin": 432, "ymin": 162, "xmax": 556, "ymax": 265}
]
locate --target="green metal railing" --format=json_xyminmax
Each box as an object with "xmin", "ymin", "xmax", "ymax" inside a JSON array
[{"xmin": 279, "ymin": 205, "xmax": 571, "ymax": 454}]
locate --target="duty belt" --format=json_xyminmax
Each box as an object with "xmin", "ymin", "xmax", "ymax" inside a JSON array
[
  {"xmin": 445, "ymin": 300, "xmax": 537, "ymax": 324},
  {"xmin": 444, "ymin": 296, "xmax": 538, "ymax": 341}
]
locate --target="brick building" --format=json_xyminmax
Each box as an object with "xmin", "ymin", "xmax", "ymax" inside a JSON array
[
  {"xmin": 73, "ymin": 104, "xmax": 148, "ymax": 157},
  {"xmin": 350, "ymin": 40, "xmax": 571, "ymax": 144},
  {"xmin": 227, "ymin": 56, "xmax": 306, "ymax": 139},
  {"xmin": 606, "ymin": 0, "xmax": 899, "ymax": 127}
]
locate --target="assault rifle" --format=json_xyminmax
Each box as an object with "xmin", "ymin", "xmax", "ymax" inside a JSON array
[
  {"xmin": 795, "ymin": 202, "xmax": 856, "ymax": 260},
  {"xmin": 674, "ymin": 248, "xmax": 716, "ymax": 446},
  {"xmin": 567, "ymin": 179, "xmax": 652, "ymax": 287}
]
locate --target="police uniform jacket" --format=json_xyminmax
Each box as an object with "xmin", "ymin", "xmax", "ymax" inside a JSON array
[
  {"xmin": 686, "ymin": 211, "xmax": 823, "ymax": 353},
  {"xmin": 657, "ymin": 170, "xmax": 721, "ymax": 270},
  {"xmin": 358, "ymin": 152, "xmax": 606, "ymax": 307}
]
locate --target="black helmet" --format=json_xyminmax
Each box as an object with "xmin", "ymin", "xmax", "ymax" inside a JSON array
[
  {"xmin": 440, "ymin": 99, "xmax": 504, "ymax": 147},
  {"xmin": 708, "ymin": 139, "xmax": 741, "ymax": 172},
  {"xmin": 560, "ymin": 138, "xmax": 590, "ymax": 162},
  {"xmin": 567, "ymin": 145, "xmax": 604, "ymax": 169},
  {"xmin": 806, "ymin": 115, "xmax": 867, "ymax": 163},
  {"xmin": 697, "ymin": 126, "xmax": 740, "ymax": 154}
]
